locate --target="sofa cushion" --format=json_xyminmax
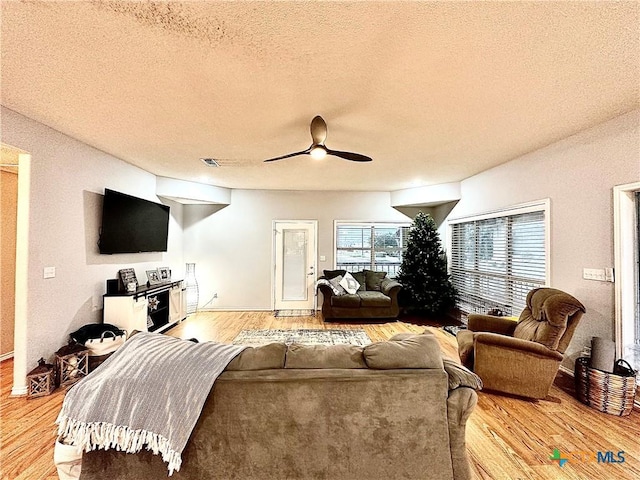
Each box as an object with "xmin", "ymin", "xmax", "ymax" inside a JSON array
[
  {"xmin": 285, "ymin": 344, "xmax": 367, "ymax": 369},
  {"xmin": 328, "ymin": 275, "xmax": 347, "ymax": 296},
  {"xmin": 351, "ymin": 271, "xmax": 367, "ymax": 292},
  {"xmin": 339, "ymin": 272, "xmax": 360, "ymax": 294},
  {"xmin": 389, "ymin": 330, "xmax": 433, "ymax": 341},
  {"xmin": 364, "ymin": 270, "xmax": 387, "ymax": 291},
  {"xmin": 331, "ymin": 294, "xmax": 362, "ymax": 308},
  {"xmin": 359, "ymin": 291, "xmax": 391, "ymax": 307},
  {"xmin": 323, "ymin": 269, "xmax": 347, "ymax": 280},
  {"xmin": 364, "ymin": 333, "xmax": 443, "ymax": 369},
  {"xmin": 226, "ymin": 343, "xmax": 287, "ymax": 371}
]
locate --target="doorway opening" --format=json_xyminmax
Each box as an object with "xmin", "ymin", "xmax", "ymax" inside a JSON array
[
  {"xmin": 1, "ymin": 143, "xmax": 31, "ymax": 396},
  {"xmin": 272, "ymin": 220, "xmax": 318, "ymax": 313}
]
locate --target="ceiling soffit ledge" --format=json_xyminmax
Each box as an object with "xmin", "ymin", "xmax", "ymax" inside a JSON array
[
  {"xmin": 156, "ymin": 176, "xmax": 231, "ymax": 205},
  {"xmin": 390, "ymin": 182, "xmax": 461, "ymax": 208},
  {"xmin": 157, "ymin": 174, "xmax": 461, "ymax": 209}
]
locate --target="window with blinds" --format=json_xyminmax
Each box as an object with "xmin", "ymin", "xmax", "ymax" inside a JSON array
[
  {"xmin": 450, "ymin": 206, "xmax": 547, "ymax": 316},
  {"xmin": 335, "ymin": 223, "xmax": 410, "ymax": 278}
]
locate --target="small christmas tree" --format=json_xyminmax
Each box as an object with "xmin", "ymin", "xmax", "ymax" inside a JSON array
[{"xmin": 397, "ymin": 212, "xmax": 457, "ymax": 317}]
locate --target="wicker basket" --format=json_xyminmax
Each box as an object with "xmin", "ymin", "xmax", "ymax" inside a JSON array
[{"xmin": 574, "ymin": 357, "xmax": 637, "ymax": 416}]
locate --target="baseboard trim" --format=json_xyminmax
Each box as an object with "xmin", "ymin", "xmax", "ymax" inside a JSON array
[
  {"xmin": 559, "ymin": 365, "xmax": 573, "ymax": 376},
  {"xmin": 10, "ymin": 386, "xmax": 27, "ymax": 397},
  {"xmin": 197, "ymin": 308, "xmax": 274, "ymax": 312},
  {"xmin": 0, "ymin": 351, "xmax": 14, "ymax": 362}
]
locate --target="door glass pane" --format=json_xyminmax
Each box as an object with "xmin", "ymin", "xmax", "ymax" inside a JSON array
[{"xmin": 282, "ymin": 229, "xmax": 307, "ymax": 301}]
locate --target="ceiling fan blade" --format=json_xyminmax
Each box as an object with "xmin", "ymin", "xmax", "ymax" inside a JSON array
[
  {"xmin": 326, "ymin": 149, "xmax": 372, "ymax": 162},
  {"xmin": 263, "ymin": 148, "xmax": 311, "ymax": 163},
  {"xmin": 310, "ymin": 116, "xmax": 327, "ymax": 145}
]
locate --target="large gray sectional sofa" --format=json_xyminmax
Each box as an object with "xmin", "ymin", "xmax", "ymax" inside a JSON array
[{"xmin": 78, "ymin": 331, "xmax": 480, "ymax": 480}]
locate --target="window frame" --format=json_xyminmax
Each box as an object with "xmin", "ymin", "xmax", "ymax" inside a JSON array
[
  {"xmin": 447, "ymin": 199, "xmax": 551, "ymax": 316},
  {"xmin": 613, "ymin": 182, "xmax": 640, "ymax": 366},
  {"xmin": 333, "ymin": 221, "xmax": 411, "ymax": 278}
]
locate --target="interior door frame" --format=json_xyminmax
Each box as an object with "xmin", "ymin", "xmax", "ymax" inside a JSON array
[{"xmin": 271, "ymin": 220, "xmax": 318, "ymax": 311}]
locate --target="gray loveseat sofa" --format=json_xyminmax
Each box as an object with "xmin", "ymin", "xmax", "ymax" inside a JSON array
[
  {"xmin": 78, "ymin": 331, "xmax": 480, "ymax": 480},
  {"xmin": 317, "ymin": 269, "xmax": 403, "ymax": 321}
]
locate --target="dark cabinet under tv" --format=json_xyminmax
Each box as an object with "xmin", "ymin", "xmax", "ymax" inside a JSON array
[
  {"xmin": 146, "ymin": 289, "xmax": 170, "ymax": 332},
  {"xmin": 103, "ymin": 280, "xmax": 186, "ymax": 334}
]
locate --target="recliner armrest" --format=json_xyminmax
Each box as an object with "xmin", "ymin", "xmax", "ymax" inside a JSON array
[
  {"xmin": 467, "ymin": 314, "xmax": 518, "ymax": 335},
  {"xmin": 380, "ymin": 279, "xmax": 402, "ymax": 296},
  {"xmin": 474, "ymin": 332, "xmax": 563, "ymax": 360}
]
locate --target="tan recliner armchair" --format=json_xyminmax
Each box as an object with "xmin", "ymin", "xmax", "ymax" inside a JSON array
[{"xmin": 456, "ymin": 288, "xmax": 585, "ymax": 399}]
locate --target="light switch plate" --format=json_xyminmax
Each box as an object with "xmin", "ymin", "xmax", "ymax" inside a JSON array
[
  {"xmin": 583, "ymin": 268, "xmax": 606, "ymax": 281},
  {"xmin": 43, "ymin": 266, "xmax": 56, "ymax": 279}
]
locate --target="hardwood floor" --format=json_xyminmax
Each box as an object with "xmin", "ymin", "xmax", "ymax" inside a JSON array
[{"xmin": 1, "ymin": 311, "xmax": 638, "ymax": 480}]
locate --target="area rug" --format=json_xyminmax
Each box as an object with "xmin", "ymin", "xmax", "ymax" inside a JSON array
[
  {"xmin": 442, "ymin": 325, "xmax": 468, "ymax": 336},
  {"xmin": 273, "ymin": 309, "xmax": 315, "ymax": 318},
  {"xmin": 232, "ymin": 329, "xmax": 371, "ymax": 346}
]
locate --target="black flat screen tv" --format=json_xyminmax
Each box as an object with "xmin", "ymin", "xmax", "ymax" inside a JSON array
[{"xmin": 99, "ymin": 189, "xmax": 170, "ymax": 254}]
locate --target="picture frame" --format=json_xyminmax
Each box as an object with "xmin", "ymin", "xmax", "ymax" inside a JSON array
[
  {"xmin": 118, "ymin": 268, "xmax": 138, "ymax": 292},
  {"xmin": 146, "ymin": 269, "xmax": 162, "ymax": 285},
  {"xmin": 157, "ymin": 267, "xmax": 171, "ymax": 282}
]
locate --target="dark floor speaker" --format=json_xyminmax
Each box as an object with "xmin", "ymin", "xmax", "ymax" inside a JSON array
[{"xmin": 106, "ymin": 279, "xmax": 119, "ymax": 294}]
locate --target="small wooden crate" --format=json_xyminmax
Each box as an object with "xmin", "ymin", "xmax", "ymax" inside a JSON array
[
  {"xmin": 55, "ymin": 344, "xmax": 89, "ymax": 387},
  {"xmin": 27, "ymin": 358, "xmax": 55, "ymax": 398}
]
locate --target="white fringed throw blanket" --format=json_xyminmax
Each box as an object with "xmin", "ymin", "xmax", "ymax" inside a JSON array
[{"xmin": 56, "ymin": 332, "xmax": 246, "ymax": 475}]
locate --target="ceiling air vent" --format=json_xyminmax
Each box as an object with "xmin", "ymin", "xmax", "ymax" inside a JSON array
[{"xmin": 201, "ymin": 158, "xmax": 220, "ymax": 167}]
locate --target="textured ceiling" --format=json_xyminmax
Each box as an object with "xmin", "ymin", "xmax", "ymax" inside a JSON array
[{"xmin": 1, "ymin": 1, "xmax": 638, "ymax": 191}]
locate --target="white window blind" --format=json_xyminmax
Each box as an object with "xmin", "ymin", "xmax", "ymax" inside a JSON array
[
  {"xmin": 335, "ymin": 223, "xmax": 410, "ymax": 278},
  {"xmin": 450, "ymin": 208, "xmax": 547, "ymax": 316}
]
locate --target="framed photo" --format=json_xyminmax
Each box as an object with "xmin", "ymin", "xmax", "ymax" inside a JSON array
[
  {"xmin": 157, "ymin": 267, "xmax": 171, "ymax": 282},
  {"xmin": 146, "ymin": 269, "xmax": 162, "ymax": 285},
  {"xmin": 118, "ymin": 268, "xmax": 138, "ymax": 291}
]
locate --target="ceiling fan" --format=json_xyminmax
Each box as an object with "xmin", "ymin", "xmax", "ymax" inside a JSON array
[{"xmin": 263, "ymin": 116, "xmax": 372, "ymax": 163}]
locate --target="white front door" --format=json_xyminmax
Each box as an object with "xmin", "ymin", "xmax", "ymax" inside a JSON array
[{"xmin": 273, "ymin": 221, "xmax": 317, "ymax": 310}]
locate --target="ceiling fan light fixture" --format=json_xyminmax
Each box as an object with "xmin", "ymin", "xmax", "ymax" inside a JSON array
[{"xmin": 310, "ymin": 146, "xmax": 326, "ymax": 160}]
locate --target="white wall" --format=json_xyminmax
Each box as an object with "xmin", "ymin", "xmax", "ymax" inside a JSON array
[
  {"xmin": 1, "ymin": 107, "xmax": 184, "ymax": 384},
  {"xmin": 442, "ymin": 109, "xmax": 640, "ymax": 367},
  {"xmin": 4, "ymin": 102, "xmax": 636, "ymax": 382},
  {"xmin": 183, "ymin": 190, "xmax": 411, "ymax": 310}
]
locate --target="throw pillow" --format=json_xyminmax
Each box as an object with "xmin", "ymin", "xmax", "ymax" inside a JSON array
[
  {"xmin": 351, "ymin": 271, "xmax": 367, "ymax": 292},
  {"xmin": 364, "ymin": 270, "xmax": 387, "ymax": 291},
  {"xmin": 339, "ymin": 272, "xmax": 361, "ymax": 295},
  {"xmin": 363, "ymin": 333, "xmax": 443, "ymax": 369},
  {"xmin": 285, "ymin": 344, "xmax": 367, "ymax": 369},
  {"xmin": 323, "ymin": 269, "xmax": 347, "ymax": 280},
  {"xmin": 328, "ymin": 275, "xmax": 347, "ymax": 296}
]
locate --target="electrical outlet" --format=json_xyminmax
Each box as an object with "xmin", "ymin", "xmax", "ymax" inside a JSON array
[{"xmin": 43, "ymin": 266, "xmax": 56, "ymax": 279}]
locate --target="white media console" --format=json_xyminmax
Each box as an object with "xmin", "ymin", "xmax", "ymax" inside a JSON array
[{"xmin": 103, "ymin": 280, "xmax": 187, "ymax": 334}]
